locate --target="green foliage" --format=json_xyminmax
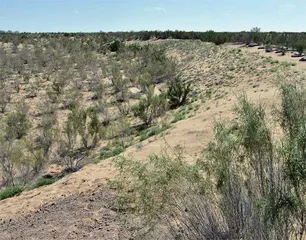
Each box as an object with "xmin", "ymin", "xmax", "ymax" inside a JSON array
[
  {"xmin": 137, "ymin": 124, "xmax": 171, "ymax": 141},
  {"xmin": 0, "ymin": 177, "xmax": 60, "ymax": 201},
  {"xmin": 100, "ymin": 145, "xmax": 125, "ymax": 160},
  {"xmin": 0, "ymin": 185, "xmax": 24, "ymax": 200},
  {"xmin": 167, "ymin": 76, "xmax": 192, "ymax": 108}
]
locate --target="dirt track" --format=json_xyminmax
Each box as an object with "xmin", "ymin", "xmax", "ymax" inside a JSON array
[{"xmin": 0, "ymin": 189, "xmax": 131, "ymax": 240}]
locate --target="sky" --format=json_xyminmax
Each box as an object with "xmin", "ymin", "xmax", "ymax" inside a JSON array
[{"xmin": 0, "ymin": 0, "xmax": 305, "ymax": 32}]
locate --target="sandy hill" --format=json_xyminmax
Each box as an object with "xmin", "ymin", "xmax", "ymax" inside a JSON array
[{"xmin": 0, "ymin": 40, "xmax": 305, "ymax": 239}]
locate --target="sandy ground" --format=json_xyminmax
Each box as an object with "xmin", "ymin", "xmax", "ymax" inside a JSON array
[
  {"xmin": 237, "ymin": 44, "xmax": 306, "ymax": 69},
  {"xmin": 0, "ymin": 40, "xmax": 304, "ymax": 239},
  {"xmin": 0, "ymin": 189, "xmax": 132, "ymax": 240}
]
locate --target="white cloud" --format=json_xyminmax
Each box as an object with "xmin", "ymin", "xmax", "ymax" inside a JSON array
[{"xmin": 145, "ymin": 7, "xmax": 166, "ymax": 12}]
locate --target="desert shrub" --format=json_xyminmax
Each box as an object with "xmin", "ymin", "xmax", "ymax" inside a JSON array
[
  {"xmin": 110, "ymin": 63, "xmax": 129, "ymax": 102},
  {"xmin": 73, "ymin": 69, "xmax": 86, "ymax": 90},
  {"xmin": 100, "ymin": 145, "xmax": 125, "ymax": 160},
  {"xmin": 56, "ymin": 117, "xmax": 81, "ymax": 171},
  {"xmin": 46, "ymin": 87, "xmax": 60, "ymax": 104},
  {"xmin": 27, "ymin": 79, "xmax": 41, "ymax": 98},
  {"xmin": 12, "ymin": 79, "xmax": 20, "ymax": 93},
  {"xmin": 167, "ymin": 76, "xmax": 192, "ymax": 108},
  {"xmin": 6, "ymin": 102, "xmax": 31, "ymax": 140},
  {"xmin": 68, "ymin": 107, "xmax": 103, "ymax": 149},
  {"xmin": 0, "ymin": 87, "xmax": 11, "ymax": 113},
  {"xmin": 61, "ymin": 87, "xmax": 82, "ymax": 110},
  {"xmin": 29, "ymin": 114, "xmax": 57, "ymax": 174},
  {"xmin": 109, "ymin": 39, "xmax": 122, "ymax": 52},
  {"xmin": 115, "ymin": 84, "xmax": 306, "ymax": 239},
  {"xmin": 138, "ymin": 123, "xmax": 171, "ymax": 141},
  {"xmin": 52, "ymin": 69, "xmax": 72, "ymax": 95},
  {"xmin": 92, "ymin": 100, "xmax": 110, "ymax": 126},
  {"xmin": 92, "ymin": 82, "xmax": 105, "ymax": 100},
  {"xmin": 0, "ymin": 136, "xmax": 26, "ymax": 187},
  {"xmin": 113, "ymin": 146, "xmax": 206, "ymax": 239},
  {"xmin": 0, "ymin": 185, "xmax": 24, "ymax": 200},
  {"xmin": 132, "ymin": 85, "xmax": 168, "ymax": 126},
  {"xmin": 116, "ymin": 101, "xmax": 131, "ymax": 115},
  {"xmin": 172, "ymin": 112, "xmax": 185, "ymax": 123},
  {"xmin": 134, "ymin": 46, "xmax": 177, "ymax": 87}
]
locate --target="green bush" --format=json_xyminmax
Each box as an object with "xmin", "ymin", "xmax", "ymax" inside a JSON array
[
  {"xmin": 132, "ymin": 85, "xmax": 168, "ymax": 126},
  {"xmin": 6, "ymin": 102, "xmax": 31, "ymax": 140},
  {"xmin": 138, "ymin": 124, "xmax": 171, "ymax": 141},
  {"xmin": 100, "ymin": 145, "xmax": 125, "ymax": 160},
  {"xmin": 0, "ymin": 185, "xmax": 24, "ymax": 200},
  {"xmin": 172, "ymin": 112, "xmax": 185, "ymax": 123},
  {"xmin": 109, "ymin": 39, "xmax": 122, "ymax": 52}
]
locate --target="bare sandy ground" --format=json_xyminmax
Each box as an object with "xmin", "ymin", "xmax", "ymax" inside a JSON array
[
  {"xmin": 0, "ymin": 189, "xmax": 132, "ymax": 240},
  {"xmin": 237, "ymin": 44, "xmax": 306, "ymax": 69}
]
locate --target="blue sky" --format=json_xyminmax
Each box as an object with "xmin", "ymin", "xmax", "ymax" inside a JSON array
[{"xmin": 0, "ymin": 0, "xmax": 305, "ymax": 32}]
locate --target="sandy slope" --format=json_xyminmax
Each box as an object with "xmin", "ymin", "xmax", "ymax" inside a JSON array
[{"xmin": 0, "ymin": 41, "xmax": 305, "ymax": 239}]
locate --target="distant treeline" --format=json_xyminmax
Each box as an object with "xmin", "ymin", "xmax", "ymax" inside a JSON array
[{"xmin": 1, "ymin": 29, "xmax": 306, "ymax": 48}]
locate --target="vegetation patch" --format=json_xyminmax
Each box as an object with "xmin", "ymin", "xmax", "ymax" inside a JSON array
[
  {"xmin": 0, "ymin": 185, "xmax": 24, "ymax": 201},
  {"xmin": 27, "ymin": 177, "xmax": 60, "ymax": 191}
]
